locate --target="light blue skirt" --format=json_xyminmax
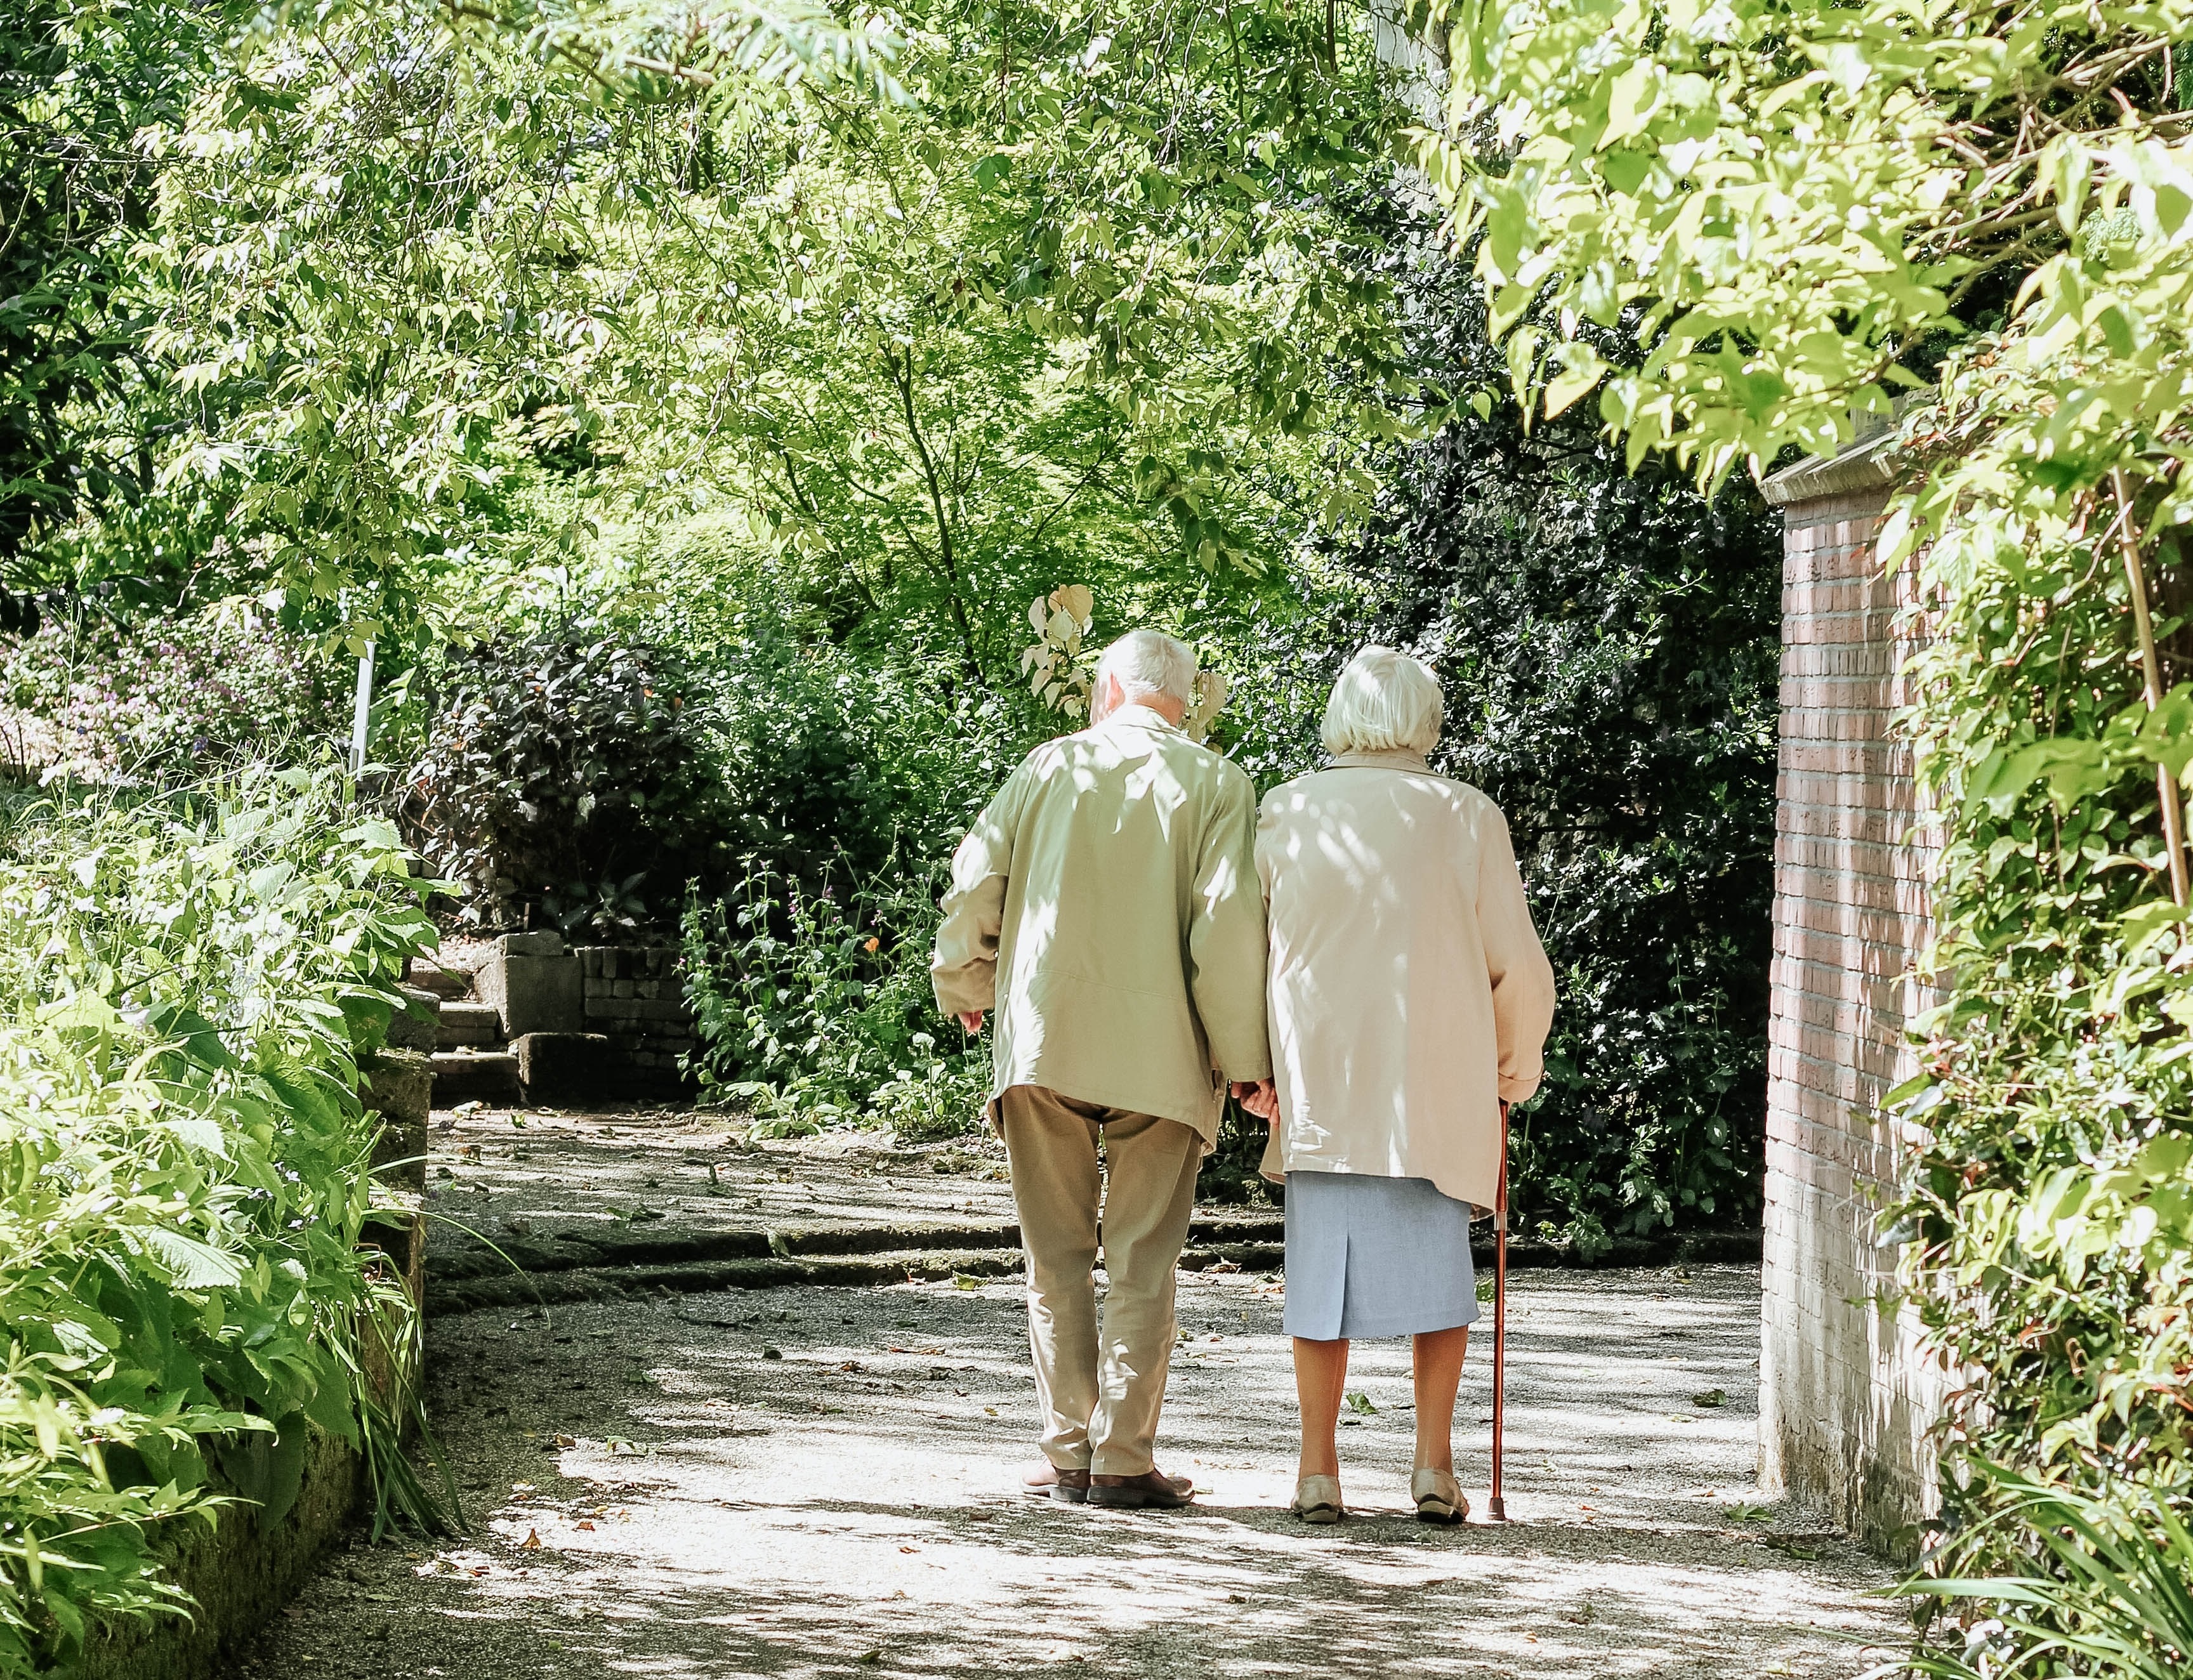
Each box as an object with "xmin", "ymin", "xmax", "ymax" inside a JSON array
[{"xmin": 1283, "ymin": 1172, "xmax": 1480, "ymax": 1341}]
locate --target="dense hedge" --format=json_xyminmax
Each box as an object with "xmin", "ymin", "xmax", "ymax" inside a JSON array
[
  {"xmin": 0, "ymin": 771, "xmax": 442, "ymax": 1673},
  {"xmin": 1225, "ymin": 264, "xmax": 1781, "ymax": 1248}
]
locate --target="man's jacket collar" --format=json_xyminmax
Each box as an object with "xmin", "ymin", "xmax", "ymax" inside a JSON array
[{"xmin": 1095, "ymin": 705, "xmax": 1185, "ymax": 737}]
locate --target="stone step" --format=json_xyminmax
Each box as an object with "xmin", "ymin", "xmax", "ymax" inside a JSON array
[
  {"xmin": 407, "ymin": 958, "xmax": 475, "ymax": 1001},
  {"xmin": 386, "ymin": 986, "xmax": 442, "ymax": 1054},
  {"xmin": 430, "ymin": 1049, "xmax": 520, "ymax": 1103},
  {"xmin": 436, "ymin": 1001, "xmax": 503, "ymax": 1049}
]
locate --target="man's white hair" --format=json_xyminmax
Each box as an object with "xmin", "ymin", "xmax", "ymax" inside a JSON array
[
  {"xmin": 1095, "ymin": 629, "xmax": 1198, "ymax": 707},
  {"xmin": 1321, "ymin": 645, "xmax": 1444, "ymax": 755}
]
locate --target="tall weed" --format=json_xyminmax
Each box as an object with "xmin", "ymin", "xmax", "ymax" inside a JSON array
[{"xmin": 680, "ymin": 858, "xmax": 987, "ymax": 1140}]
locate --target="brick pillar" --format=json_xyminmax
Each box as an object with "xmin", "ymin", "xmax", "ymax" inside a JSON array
[{"xmin": 1758, "ymin": 437, "xmax": 1942, "ymax": 1552}]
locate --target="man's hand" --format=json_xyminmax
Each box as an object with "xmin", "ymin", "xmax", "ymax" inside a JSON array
[
  {"xmin": 959, "ymin": 1011, "xmax": 985, "ymax": 1034},
  {"xmin": 1230, "ymin": 1078, "xmax": 1279, "ymax": 1120}
]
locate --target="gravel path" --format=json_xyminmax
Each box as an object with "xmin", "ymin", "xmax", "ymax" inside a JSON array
[
  {"xmin": 417, "ymin": 1107, "xmax": 1017, "ymax": 1242},
  {"xmin": 230, "ymin": 1259, "xmax": 1902, "ymax": 1677}
]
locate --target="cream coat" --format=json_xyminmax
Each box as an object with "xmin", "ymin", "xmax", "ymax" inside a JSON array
[
  {"xmin": 1255, "ymin": 749, "xmax": 1556, "ymax": 1209},
  {"xmin": 931, "ymin": 707, "xmax": 1272, "ymax": 1144}
]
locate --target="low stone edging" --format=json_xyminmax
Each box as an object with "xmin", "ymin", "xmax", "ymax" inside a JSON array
[
  {"xmin": 63, "ymin": 1429, "xmax": 362, "ymax": 1680},
  {"xmin": 425, "ymin": 1212, "xmax": 1762, "ymax": 1314}
]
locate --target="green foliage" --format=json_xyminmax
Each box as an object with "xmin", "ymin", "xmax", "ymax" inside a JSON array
[
  {"xmin": 86, "ymin": 0, "xmax": 1412, "ymax": 662},
  {"xmin": 0, "ymin": 0, "xmax": 223, "ymax": 626},
  {"xmin": 1, "ymin": 608, "xmax": 346, "ymax": 784},
  {"xmin": 1891, "ymin": 1463, "xmax": 2193, "ymax": 1678},
  {"xmin": 680, "ymin": 859, "xmax": 985, "ymax": 1139},
  {"xmin": 1422, "ymin": 0, "xmax": 2193, "ymax": 483},
  {"xmin": 0, "ymin": 768, "xmax": 446, "ymax": 1675},
  {"xmin": 1881, "ymin": 479, "xmax": 2193, "ymax": 1597}
]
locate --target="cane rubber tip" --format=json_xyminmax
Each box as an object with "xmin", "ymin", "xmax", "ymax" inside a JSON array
[{"xmin": 1485, "ymin": 1497, "xmax": 1507, "ymax": 1523}]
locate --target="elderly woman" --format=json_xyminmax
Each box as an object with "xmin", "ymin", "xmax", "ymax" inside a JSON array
[{"xmin": 1240, "ymin": 646, "xmax": 1555, "ymax": 1525}]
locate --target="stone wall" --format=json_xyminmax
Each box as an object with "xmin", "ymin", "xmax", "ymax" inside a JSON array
[
  {"xmin": 574, "ymin": 945, "xmax": 697, "ymax": 1089},
  {"xmin": 1758, "ymin": 433, "xmax": 1944, "ymax": 1553}
]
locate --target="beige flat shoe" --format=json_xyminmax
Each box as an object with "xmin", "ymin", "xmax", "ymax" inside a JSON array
[
  {"xmin": 1292, "ymin": 1474, "xmax": 1344, "ymax": 1525},
  {"xmin": 1412, "ymin": 1466, "xmax": 1468, "ymax": 1525}
]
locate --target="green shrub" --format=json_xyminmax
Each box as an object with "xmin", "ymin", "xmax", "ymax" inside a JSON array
[
  {"xmin": 680, "ymin": 859, "xmax": 987, "ymax": 1139},
  {"xmin": 1881, "ymin": 419, "xmax": 2193, "ymax": 1651},
  {"xmin": 0, "ymin": 768, "xmax": 445, "ymax": 1674},
  {"xmin": 1893, "ymin": 1464, "xmax": 2193, "ymax": 1679},
  {"xmin": 1, "ymin": 611, "xmax": 346, "ymax": 784}
]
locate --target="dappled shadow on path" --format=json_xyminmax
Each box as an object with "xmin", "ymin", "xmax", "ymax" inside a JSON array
[{"xmin": 233, "ymin": 1265, "xmax": 1897, "ymax": 1680}]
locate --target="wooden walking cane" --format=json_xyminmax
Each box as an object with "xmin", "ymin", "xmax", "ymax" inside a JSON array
[{"xmin": 1487, "ymin": 1098, "xmax": 1510, "ymax": 1523}]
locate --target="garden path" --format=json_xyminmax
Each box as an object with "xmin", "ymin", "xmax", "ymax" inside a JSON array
[{"xmin": 233, "ymin": 1125, "xmax": 1902, "ymax": 1679}]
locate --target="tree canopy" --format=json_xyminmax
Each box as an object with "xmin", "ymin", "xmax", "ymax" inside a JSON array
[{"xmin": 4, "ymin": 0, "xmax": 1428, "ymax": 671}]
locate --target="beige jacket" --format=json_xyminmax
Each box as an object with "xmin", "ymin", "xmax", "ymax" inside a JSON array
[
  {"xmin": 932, "ymin": 706, "xmax": 1272, "ymax": 1143},
  {"xmin": 1255, "ymin": 750, "xmax": 1556, "ymax": 1208}
]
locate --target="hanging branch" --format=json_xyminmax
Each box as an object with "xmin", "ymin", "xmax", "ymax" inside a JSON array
[{"xmin": 2109, "ymin": 466, "xmax": 2189, "ymax": 908}]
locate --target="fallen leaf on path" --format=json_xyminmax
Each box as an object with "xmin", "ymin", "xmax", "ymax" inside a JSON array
[
  {"xmin": 519, "ymin": 1530, "xmax": 543, "ymax": 1551},
  {"xmin": 574, "ymin": 1520, "xmax": 596, "ymax": 1531},
  {"xmin": 899, "ymin": 1545, "xmax": 919, "ymax": 1554},
  {"xmin": 1344, "ymin": 1391, "xmax": 1377, "ymax": 1415},
  {"xmin": 1691, "ymin": 1389, "xmax": 1726, "ymax": 1408}
]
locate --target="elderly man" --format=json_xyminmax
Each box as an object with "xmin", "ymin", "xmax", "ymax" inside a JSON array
[{"xmin": 932, "ymin": 628, "xmax": 1270, "ymax": 1510}]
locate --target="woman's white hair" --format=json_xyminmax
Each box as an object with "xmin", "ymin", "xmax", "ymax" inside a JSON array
[
  {"xmin": 1095, "ymin": 628, "xmax": 1198, "ymax": 706},
  {"xmin": 1321, "ymin": 645, "xmax": 1444, "ymax": 756}
]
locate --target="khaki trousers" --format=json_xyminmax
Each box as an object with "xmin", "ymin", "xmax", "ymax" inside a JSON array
[{"xmin": 998, "ymin": 1084, "xmax": 1201, "ymax": 1477}]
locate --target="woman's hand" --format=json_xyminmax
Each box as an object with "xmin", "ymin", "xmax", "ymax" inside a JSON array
[{"xmin": 1230, "ymin": 1078, "xmax": 1279, "ymax": 1120}]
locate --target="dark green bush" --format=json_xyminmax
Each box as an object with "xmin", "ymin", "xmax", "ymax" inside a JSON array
[
  {"xmin": 680, "ymin": 858, "xmax": 988, "ymax": 1139},
  {"xmin": 1226, "ymin": 265, "xmax": 1781, "ymax": 1249},
  {"xmin": 400, "ymin": 629, "xmax": 727, "ymax": 932}
]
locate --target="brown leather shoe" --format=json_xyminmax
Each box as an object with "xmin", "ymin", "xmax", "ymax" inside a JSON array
[
  {"xmin": 1087, "ymin": 1469, "xmax": 1194, "ymax": 1509},
  {"xmin": 1022, "ymin": 1462, "xmax": 1090, "ymax": 1504}
]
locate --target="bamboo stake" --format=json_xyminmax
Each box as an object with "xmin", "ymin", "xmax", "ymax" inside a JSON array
[{"xmin": 2110, "ymin": 467, "xmax": 2189, "ymax": 908}]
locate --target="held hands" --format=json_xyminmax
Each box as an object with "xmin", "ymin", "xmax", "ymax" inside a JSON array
[
  {"xmin": 1230, "ymin": 1078, "xmax": 1279, "ymax": 1120},
  {"xmin": 959, "ymin": 1011, "xmax": 985, "ymax": 1034}
]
